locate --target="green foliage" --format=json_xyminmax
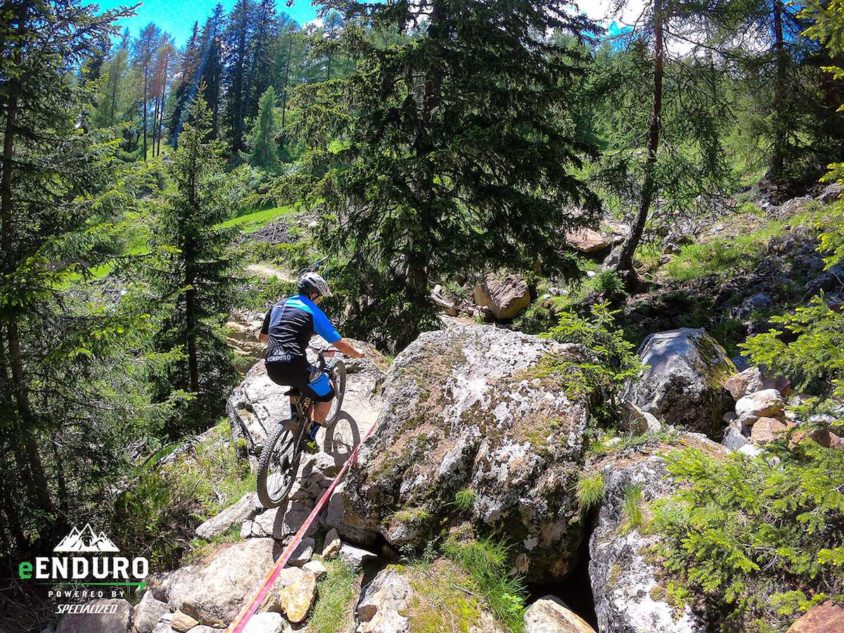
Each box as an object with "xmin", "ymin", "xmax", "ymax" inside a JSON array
[
  {"xmin": 576, "ymin": 471, "xmax": 605, "ymax": 511},
  {"xmin": 153, "ymin": 95, "xmax": 241, "ymax": 433},
  {"xmin": 245, "ymin": 86, "xmax": 281, "ymax": 172},
  {"xmin": 443, "ymin": 538, "xmax": 527, "ymax": 632},
  {"xmin": 541, "ymin": 302, "xmax": 641, "ymax": 413},
  {"xmin": 111, "ymin": 421, "xmax": 252, "ymax": 569},
  {"xmin": 287, "ymin": 0, "xmax": 600, "ymax": 348},
  {"xmin": 741, "ymin": 296, "xmax": 844, "ymax": 398},
  {"xmin": 310, "ymin": 558, "xmax": 359, "ymax": 633},
  {"xmin": 621, "ymin": 483, "xmax": 644, "ymax": 533},
  {"xmin": 650, "ymin": 445, "xmax": 844, "ymax": 629},
  {"xmin": 453, "ymin": 488, "xmax": 477, "ymax": 512}
]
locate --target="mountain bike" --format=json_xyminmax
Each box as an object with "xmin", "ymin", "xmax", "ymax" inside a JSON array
[{"xmin": 256, "ymin": 346, "xmax": 347, "ymax": 508}]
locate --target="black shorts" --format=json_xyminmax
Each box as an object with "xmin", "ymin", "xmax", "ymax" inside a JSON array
[{"xmin": 265, "ymin": 356, "xmax": 335, "ymax": 403}]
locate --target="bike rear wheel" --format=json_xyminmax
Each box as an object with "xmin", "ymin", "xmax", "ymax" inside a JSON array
[
  {"xmin": 256, "ymin": 420, "xmax": 301, "ymax": 508},
  {"xmin": 325, "ymin": 359, "xmax": 346, "ymax": 427}
]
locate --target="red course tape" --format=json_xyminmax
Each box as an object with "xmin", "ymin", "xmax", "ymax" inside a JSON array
[{"xmin": 225, "ymin": 419, "xmax": 377, "ymax": 633}]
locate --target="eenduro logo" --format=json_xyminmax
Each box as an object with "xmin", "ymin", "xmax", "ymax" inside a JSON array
[{"xmin": 18, "ymin": 523, "xmax": 149, "ymax": 614}]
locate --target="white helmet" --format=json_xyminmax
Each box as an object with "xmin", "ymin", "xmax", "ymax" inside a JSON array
[{"xmin": 298, "ymin": 272, "xmax": 332, "ymax": 297}]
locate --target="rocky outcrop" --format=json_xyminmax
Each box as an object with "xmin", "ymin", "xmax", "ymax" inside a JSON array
[
  {"xmin": 565, "ymin": 228, "xmax": 612, "ymax": 254},
  {"xmin": 152, "ymin": 538, "xmax": 276, "ymax": 627},
  {"xmin": 55, "ymin": 599, "xmax": 131, "ymax": 633},
  {"xmin": 589, "ymin": 441, "xmax": 721, "ymax": 633},
  {"xmin": 132, "ymin": 591, "xmax": 170, "ymax": 633},
  {"xmin": 474, "ymin": 272, "xmax": 531, "ymax": 320},
  {"xmin": 624, "ymin": 328, "xmax": 735, "ymax": 437},
  {"xmin": 338, "ymin": 324, "xmax": 593, "ymax": 580},
  {"xmin": 787, "ymin": 601, "xmax": 844, "ymax": 632},
  {"xmin": 524, "ymin": 595, "xmax": 597, "ymax": 633},
  {"xmin": 724, "ymin": 366, "xmax": 791, "ymax": 400}
]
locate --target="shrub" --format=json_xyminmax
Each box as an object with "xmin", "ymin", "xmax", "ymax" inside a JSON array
[
  {"xmin": 741, "ymin": 296, "xmax": 844, "ymax": 398},
  {"xmin": 443, "ymin": 538, "xmax": 527, "ymax": 632},
  {"xmin": 650, "ymin": 444, "xmax": 844, "ymax": 629},
  {"xmin": 576, "ymin": 471, "xmax": 605, "ymax": 511}
]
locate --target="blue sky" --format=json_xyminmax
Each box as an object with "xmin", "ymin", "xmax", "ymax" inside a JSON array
[{"xmin": 95, "ymin": 0, "xmax": 320, "ymax": 46}]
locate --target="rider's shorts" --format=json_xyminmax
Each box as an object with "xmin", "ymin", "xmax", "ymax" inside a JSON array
[{"xmin": 265, "ymin": 352, "xmax": 335, "ymax": 403}]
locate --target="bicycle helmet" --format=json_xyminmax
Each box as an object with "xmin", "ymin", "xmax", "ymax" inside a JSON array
[{"xmin": 298, "ymin": 272, "xmax": 332, "ymax": 298}]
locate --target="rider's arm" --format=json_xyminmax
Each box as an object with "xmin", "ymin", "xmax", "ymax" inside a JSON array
[
  {"xmin": 333, "ymin": 338, "xmax": 364, "ymax": 359},
  {"xmin": 310, "ymin": 302, "xmax": 364, "ymax": 359}
]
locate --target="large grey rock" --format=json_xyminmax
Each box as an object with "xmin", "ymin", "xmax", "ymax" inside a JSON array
[
  {"xmin": 356, "ymin": 568, "xmax": 412, "ymax": 633},
  {"xmin": 735, "ymin": 389, "xmax": 785, "ymax": 422},
  {"xmin": 565, "ymin": 228, "xmax": 612, "ymax": 254},
  {"xmin": 341, "ymin": 325, "xmax": 593, "ymax": 581},
  {"xmin": 131, "ymin": 591, "xmax": 169, "ymax": 633},
  {"xmin": 196, "ymin": 493, "xmax": 258, "ymax": 540},
  {"xmin": 161, "ymin": 538, "xmax": 275, "ymax": 627},
  {"xmin": 589, "ymin": 446, "xmax": 716, "ymax": 633},
  {"xmin": 474, "ymin": 272, "xmax": 531, "ymax": 320},
  {"xmin": 524, "ymin": 595, "xmax": 596, "ymax": 632},
  {"xmin": 242, "ymin": 613, "xmax": 284, "ymax": 633},
  {"xmin": 624, "ymin": 328, "xmax": 735, "ymax": 437},
  {"xmin": 56, "ymin": 599, "xmax": 131, "ymax": 633}
]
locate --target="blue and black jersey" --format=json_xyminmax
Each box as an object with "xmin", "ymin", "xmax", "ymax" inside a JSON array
[{"xmin": 261, "ymin": 294, "xmax": 341, "ymax": 360}]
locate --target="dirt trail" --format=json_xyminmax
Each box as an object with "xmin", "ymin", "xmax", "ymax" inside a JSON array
[{"xmin": 245, "ymin": 263, "xmax": 297, "ymax": 283}]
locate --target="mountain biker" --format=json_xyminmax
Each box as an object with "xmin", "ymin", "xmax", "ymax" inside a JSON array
[{"xmin": 259, "ymin": 272, "xmax": 364, "ymax": 452}]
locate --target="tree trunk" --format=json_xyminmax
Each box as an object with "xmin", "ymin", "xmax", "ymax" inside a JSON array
[
  {"xmin": 151, "ymin": 95, "xmax": 159, "ymax": 158},
  {"xmin": 280, "ymin": 36, "xmax": 293, "ymax": 134},
  {"xmin": 157, "ymin": 55, "xmax": 169, "ymax": 156},
  {"xmin": 142, "ymin": 69, "xmax": 148, "ymax": 161},
  {"xmin": 185, "ymin": 278, "xmax": 200, "ymax": 394},
  {"xmin": 769, "ymin": 0, "xmax": 787, "ymax": 186},
  {"xmin": 615, "ymin": 0, "xmax": 664, "ymax": 278}
]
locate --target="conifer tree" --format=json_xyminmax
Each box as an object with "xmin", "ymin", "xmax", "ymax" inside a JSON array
[
  {"xmin": 246, "ymin": 86, "xmax": 280, "ymax": 171},
  {"xmin": 201, "ymin": 4, "xmax": 226, "ymax": 139},
  {"xmin": 248, "ymin": 0, "xmax": 278, "ymax": 119},
  {"xmin": 155, "ymin": 94, "xmax": 239, "ymax": 432},
  {"xmin": 170, "ymin": 21, "xmax": 201, "ymax": 145},
  {"xmin": 224, "ymin": 0, "xmax": 256, "ymax": 153},
  {"xmin": 133, "ymin": 23, "xmax": 162, "ymax": 160},
  {"xmin": 93, "ymin": 31, "xmax": 131, "ymax": 128},
  {"xmin": 292, "ymin": 0, "xmax": 600, "ymax": 348}
]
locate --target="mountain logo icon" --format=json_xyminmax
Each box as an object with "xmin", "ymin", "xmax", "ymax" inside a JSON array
[{"xmin": 53, "ymin": 524, "xmax": 120, "ymax": 553}]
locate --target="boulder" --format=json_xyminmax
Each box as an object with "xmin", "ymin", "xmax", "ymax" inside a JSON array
[
  {"xmin": 242, "ymin": 613, "xmax": 284, "ymax": 633},
  {"xmin": 817, "ymin": 182, "xmax": 843, "ymax": 204},
  {"xmin": 275, "ymin": 568, "xmax": 317, "ymax": 623},
  {"xmin": 565, "ymin": 228, "xmax": 612, "ymax": 254},
  {"xmin": 735, "ymin": 389, "xmax": 785, "ymax": 421},
  {"xmin": 196, "ymin": 493, "xmax": 258, "ymax": 541},
  {"xmin": 303, "ymin": 559, "xmax": 327, "ymax": 579},
  {"xmin": 356, "ymin": 567, "xmax": 412, "ymax": 633},
  {"xmin": 624, "ymin": 328, "xmax": 735, "ymax": 437},
  {"xmin": 169, "ymin": 611, "xmax": 198, "ymax": 633},
  {"xmin": 590, "ymin": 448, "xmax": 715, "ymax": 633},
  {"xmin": 162, "ymin": 538, "xmax": 275, "ymax": 627},
  {"xmin": 56, "ymin": 599, "xmax": 131, "ymax": 633},
  {"xmin": 342, "ymin": 324, "xmax": 593, "ymax": 580},
  {"xmin": 750, "ymin": 417, "xmax": 788, "ymax": 444},
  {"xmin": 287, "ymin": 536, "xmax": 315, "ymax": 566},
  {"xmin": 524, "ymin": 595, "xmax": 596, "ymax": 633},
  {"xmin": 474, "ymin": 272, "xmax": 531, "ymax": 320},
  {"xmin": 227, "ymin": 339, "xmax": 386, "ymax": 454},
  {"xmin": 787, "ymin": 601, "xmax": 844, "ymax": 632},
  {"xmin": 722, "ymin": 424, "xmax": 748, "ymax": 451},
  {"xmin": 322, "ymin": 527, "xmax": 342, "ymax": 558},
  {"xmin": 339, "ymin": 543, "xmax": 379, "ymax": 570},
  {"xmin": 725, "ymin": 367, "xmax": 791, "ymax": 401},
  {"xmin": 131, "ymin": 591, "xmax": 169, "ymax": 633}
]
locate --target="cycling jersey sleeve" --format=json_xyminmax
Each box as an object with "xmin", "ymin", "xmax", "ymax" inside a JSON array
[
  {"xmin": 260, "ymin": 309, "xmax": 271, "ymax": 335},
  {"xmin": 311, "ymin": 304, "xmax": 341, "ymax": 344}
]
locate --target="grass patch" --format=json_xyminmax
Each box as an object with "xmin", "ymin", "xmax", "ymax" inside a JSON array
[
  {"xmin": 576, "ymin": 471, "xmax": 605, "ymax": 511},
  {"xmin": 454, "ymin": 488, "xmax": 477, "ymax": 512},
  {"xmin": 310, "ymin": 558, "xmax": 359, "ymax": 633},
  {"xmin": 407, "ymin": 561, "xmax": 483, "ymax": 633},
  {"xmin": 218, "ymin": 205, "xmax": 295, "ymax": 233},
  {"xmin": 443, "ymin": 538, "xmax": 526, "ymax": 632},
  {"xmin": 621, "ymin": 483, "xmax": 644, "ymax": 533}
]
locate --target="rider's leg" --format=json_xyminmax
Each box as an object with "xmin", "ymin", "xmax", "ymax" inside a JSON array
[{"xmin": 311, "ymin": 400, "xmax": 332, "ymax": 425}]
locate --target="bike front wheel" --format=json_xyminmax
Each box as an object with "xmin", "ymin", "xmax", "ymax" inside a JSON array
[
  {"xmin": 325, "ymin": 358, "xmax": 347, "ymax": 427},
  {"xmin": 256, "ymin": 420, "xmax": 300, "ymax": 508}
]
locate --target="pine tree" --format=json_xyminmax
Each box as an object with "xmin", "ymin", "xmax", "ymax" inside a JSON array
[
  {"xmin": 292, "ymin": 0, "xmax": 600, "ymax": 348},
  {"xmin": 93, "ymin": 31, "xmax": 131, "ymax": 128},
  {"xmin": 201, "ymin": 4, "xmax": 226, "ymax": 139},
  {"xmin": 247, "ymin": 0, "xmax": 278, "ymax": 119},
  {"xmin": 151, "ymin": 35, "xmax": 177, "ymax": 156},
  {"xmin": 0, "ymin": 0, "xmax": 140, "ymax": 550},
  {"xmin": 224, "ymin": 0, "xmax": 256, "ymax": 153},
  {"xmin": 155, "ymin": 93, "xmax": 239, "ymax": 432},
  {"xmin": 133, "ymin": 23, "xmax": 162, "ymax": 161},
  {"xmin": 170, "ymin": 21, "xmax": 201, "ymax": 145},
  {"xmin": 246, "ymin": 86, "xmax": 280, "ymax": 171}
]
